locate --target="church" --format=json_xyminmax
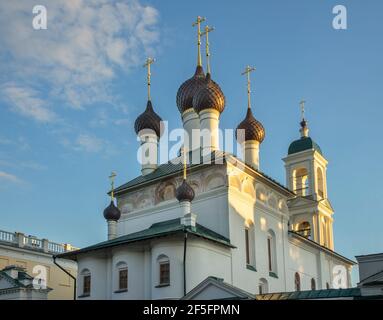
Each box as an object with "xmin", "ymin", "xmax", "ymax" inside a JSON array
[{"xmin": 58, "ymin": 17, "xmax": 354, "ymax": 300}]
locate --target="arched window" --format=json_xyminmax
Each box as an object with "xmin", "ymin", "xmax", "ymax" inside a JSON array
[
  {"xmin": 116, "ymin": 261, "xmax": 128, "ymax": 292},
  {"xmin": 244, "ymin": 222, "xmax": 255, "ymax": 267},
  {"xmin": 317, "ymin": 167, "xmax": 324, "ymax": 199},
  {"xmin": 294, "ymin": 272, "xmax": 301, "ymax": 291},
  {"xmin": 321, "ymin": 216, "xmax": 328, "ymax": 247},
  {"xmin": 157, "ymin": 255, "xmax": 170, "ymax": 286},
  {"xmin": 267, "ymin": 230, "xmax": 277, "ymax": 275},
  {"xmin": 297, "ymin": 221, "xmax": 311, "ymax": 239},
  {"xmin": 245, "ymin": 228, "xmax": 250, "ymax": 265},
  {"xmin": 80, "ymin": 268, "xmax": 91, "ymax": 296},
  {"xmin": 294, "ymin": 168, "xmax": 309, "ymax": 196},
  {"xmin": 326, "ymin": 282, "xmax": 330, "ymax": 289},
  {"xmin": 311, "ymin": 278, "xmax": 316, "ymax": 290},
  {"xmin": 258, "ymin": 278, "xmax": 268, "ymax": 294}
]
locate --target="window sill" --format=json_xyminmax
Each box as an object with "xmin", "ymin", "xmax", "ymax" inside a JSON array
[
  {"xmin": 155, "ymin": 283, "xmax": 170, "ymax": 288},
  {"xmin": 269, "ymin": 271, "xmax": 278, "ymax": 279},
  {"xmin": 246, "ymin": 265, "xmax": 257, "ymax": 272},
  {"xmin": 78, "ymin": 294, "xmax": 90, "ymax": 298},
  {"xmin": 114, "ymin": 289, "xmax": 128, "ymax": 293}
]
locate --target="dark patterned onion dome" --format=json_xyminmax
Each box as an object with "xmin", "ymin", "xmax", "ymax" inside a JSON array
[
  {"xmin": 103, "ymin": 201, "xmax": 121, "ymax": 221},
  {"xmin": 176, "ymin": 66, "xmax": 206, "ymax": 114},
  {"xmin": 176, "ymin": 180, "xmax": 195, "ymax": 202},
  {"xmin": 134, "ymin": 100, "xmax": 163, "ymax": 137},
  {"xmin": 235, "ymin": 108, "xmax": 265, "ymax": 143},
  {"xmin": 288, "ymin": 137, "xmax": 322, "ymax": 155},
  {"xmin": 192, "ymin": 73, "xmax": 225, "ymax": 114}
]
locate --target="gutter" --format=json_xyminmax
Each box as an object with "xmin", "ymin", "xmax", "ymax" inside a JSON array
[
  {"xmin": 53, "ymin": 256, "xmax": 77, "ymax": 300},
  {"xmin": 183, "ymin": 228, "xmax": 188, "ymax": 296}
]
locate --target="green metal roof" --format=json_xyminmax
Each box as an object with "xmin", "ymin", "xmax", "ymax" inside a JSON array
[
  {"xmin": 256, "ymin": 288, "xmax": 361, "ymax": 300},
  {"xmin": 114, "ymin": 150, "xmax": 293, "ymax": 195},
  {"xmin": 288, "ymin": 136, "xmax": 322, "ymax": 155},
  {"xmin": 56, "ymin": 218, "xmax": 235, "ymax": 260}
]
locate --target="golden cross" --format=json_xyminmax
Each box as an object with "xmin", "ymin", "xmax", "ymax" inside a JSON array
[
  {"xmin": 109, "ymin": 171, "xmax": 117, "ymax": 201},
  {"xmin": 182, "ymin": 146, "xmax": 187, "ymax": 180},
  {"xmin": 192, "ymin": 16, "xmax": 206, "ymax": 67},
  {"xmin": 143, "ymin": 57, "xmax": 155, "ymax": 100},
  {"xmin": 300, "ymin": 100, "xmax": 306, "ymax": 120},
  {"xmin": 241, "ymin": 66, "xmax": 256, "ymax": 109},
  {"xmin": 201, "ymin": 25, "xmax": 214, "ymax": 74}
]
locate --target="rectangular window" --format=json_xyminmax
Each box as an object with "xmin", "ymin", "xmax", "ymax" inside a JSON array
[
  {"xmin": 83, "ymin": 275, "xmax": 91, "ymax": 295},
  {"xmin": 119, "ymin": 268, "xmax": 128, "ymax": 290},
  {"xmin": 159, "ymin": 262, "xmax": 170, "ymax": 285},
  {"xmin": 267, "ymin": 237, "xmax": 272, "ymax": 272},
  {"xmin": 245, "ymin": 229, "xmax": 250, "ymax": 265}
]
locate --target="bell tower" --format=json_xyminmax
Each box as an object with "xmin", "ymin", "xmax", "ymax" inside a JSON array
[{"xmin": 283, "ymin": 101, "xmax": 334, "ymax": 250}]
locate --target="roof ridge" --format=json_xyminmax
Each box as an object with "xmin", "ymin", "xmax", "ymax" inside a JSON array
[
  {"xmin": 57, "ymin": 218, "xmax": 235, "ymax": 259},
  {"xmin": 0, "ymin": 271, "xmax": 26, "ymax": 288},
  {"xmin": 359, "ymin": 269, "xmax": 383, "ymax": 284},
  {"xmin": 114, "ymin": 150, "xmax": 292, "ymax": 195}
]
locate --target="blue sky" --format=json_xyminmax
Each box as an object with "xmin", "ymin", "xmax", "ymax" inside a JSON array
[{"xmin": 0, "ymin": 0, "xmax": 382, "ymax": 281}]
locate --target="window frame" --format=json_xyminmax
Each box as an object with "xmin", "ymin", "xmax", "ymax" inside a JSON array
[
  {"xmin": 118, "ymin": 267, "xmax": 128, "ymax": 291},
  {"xmin": 258, "ymin": 278, "xmax": 268, "ymax": 295},
  {"xmin": 294, "ymin": 272, "xmax": 301, "ymax": 292},
  {"xmin": 311, "ymin": 278, "xmax": 316, "ymax": 290},
  {"xmin": 81, "ymin": 270, "xmax": 91, "ymax": 296},
  {"xmin": 159, "ymin": 261, "xmax": 170, "ymax": 285},
  {"xmin": 156, "ymin": 255, "xmax": 170, "ymax": 287},
  {"xmin": 267, "ymin": 229, "xmax": 277, "ymax": 275},
  {"xmin": 245, "ymin": 228, "xmax": 250, "ymax": 265},
  {"xmin": 267, "ymin": 236, "xmax": 272, "ymax": 272}
]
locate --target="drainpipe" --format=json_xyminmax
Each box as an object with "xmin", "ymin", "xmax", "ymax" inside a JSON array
[
  {"xmin": 53, "ymin": 256, "xmax": 77, "ymax": 300},
  {"xmin": 183, "ymin": 229, "xmax": 188, "ymax": 297}
]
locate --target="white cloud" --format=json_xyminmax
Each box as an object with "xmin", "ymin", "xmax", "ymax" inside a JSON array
[
  {"xmin": 0, "ymin": 171, "xmax": 24, "ymax": 184},
  {"xmin": 89, "ymin": 109, "xmax": 131, "ymax": 127},
  {"xmin": 2, "ymin": 84, "xmax": 56, "ymax": 122},
  {"xmin": 0, "ymin": 159, "xmax": 47, "ymax": 171},
  {"xmin": 74, "ymin": 134, "xmax": 105, "ymax": 153},
  {"xmin": 0, "ymin": 0, "xmax": 160, "ymax": 111}
]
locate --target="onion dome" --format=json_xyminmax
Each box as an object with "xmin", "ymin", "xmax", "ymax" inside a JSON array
[
  {"xmin": 134, "ymin": 100, "xmax": 163, "ymax": 137},
  {"xmin": 103, "ymin": 201, "xmax": 121, "ymax": 221},
  {"xmin": 235, "ymin": 108, "xmax": 265, "ymax": 143},
  {"xmin": 176, "ymin": 66, "xmax": 207, "ymax": 114},
  {"xmin": 192, "ymin": 73, "xmax": 225, "ymax": 114},
  {"xmin": 176, "ymin": 180, "xmax": 195, "ymax": 202},
  {"xmin": 288, "ymin": 136, "xmax": 322, "ymax": 155}
]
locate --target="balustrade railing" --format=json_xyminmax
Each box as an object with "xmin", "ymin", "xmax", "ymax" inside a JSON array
[{"xmin": 0, "ymin": 229, "xmax": 77, "ymax": 254}]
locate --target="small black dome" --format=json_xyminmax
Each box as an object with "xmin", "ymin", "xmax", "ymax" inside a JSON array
[
  {"xmin": 192, "ymin": 73, "xmax": 225, "ymax": 114},
  {"xmin": 300, "ymin": 119, "xmax": 308, "ymax": 129},
  {"xmin": 176, "ymin": 66, "xmax": 206, "ymax": 114},
  {"xmin": 134, "ymin": 100, "xmax": 163, "ymax": 138},
  {"xmin": 176, "ymin": 180, "xmax": 195, "ymax": 202},
  {"xmin": 236, "ymin": 108, "xmax": 265, "ymax": 143},
  {"xmin": 103, "ymin": 201, "xmax": 121, "ymax": 221}
]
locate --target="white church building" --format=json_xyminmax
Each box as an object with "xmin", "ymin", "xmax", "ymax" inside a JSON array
[{"xmin": 57, "ymin": 17, "xmax": 355, "ymax": 300}]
